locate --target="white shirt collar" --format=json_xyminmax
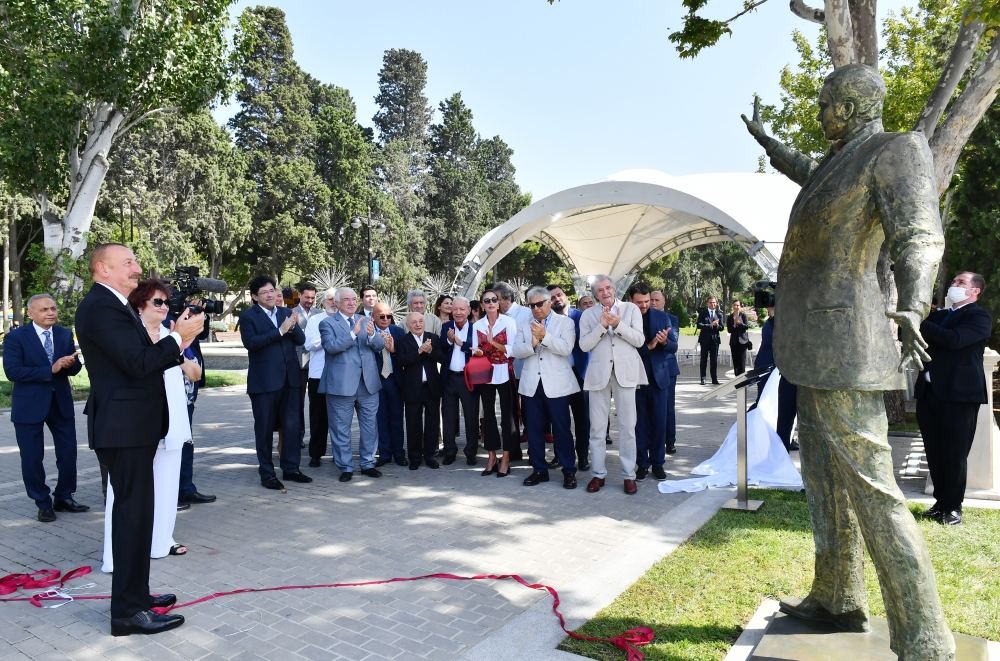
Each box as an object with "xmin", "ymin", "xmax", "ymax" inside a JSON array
[
  {"xmin": 97, "ymin": 282, "xmax": 129, "ymax": 306},
  {"xmin": 34, "ymin": 323, "xmax": 54, "ymax": 341}
]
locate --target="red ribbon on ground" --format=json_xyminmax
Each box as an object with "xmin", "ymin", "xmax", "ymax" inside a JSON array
[{"xmin": 0, "ymin": 567, "xmax": 654, "ymax": 659}]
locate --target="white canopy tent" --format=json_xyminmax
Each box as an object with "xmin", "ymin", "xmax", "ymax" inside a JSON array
[{"xmin": 454, "ymin": 169, "xmax": 801, "ymax": 297}]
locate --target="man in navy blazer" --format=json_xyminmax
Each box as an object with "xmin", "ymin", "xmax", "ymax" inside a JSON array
[
  {"xmin": 549, "ymin": 285, "xmax": 591, "ymax": 471},
  {"xmin": 629, "ymin": 283, "xmax": 678, "ymax": 480},
  {"xmin": 916, "ymin": 272, "xmax": 993, "ymax": 525},
  {"xmin": 440, "ymin": 296, "xmax": 480, "ymax": 465},
  {"xmin": 319, "ymin": 287, "xmax": 385, "ymax": 482},
  {"xmin": 239, "ymin": 275, "xmax": 310, "ymax": 490},
  {"xmin": 650, "ymin": 290, "xmax": 682, "ymax": 453},
  {"xmin": 372, "ymin": 302, "xmax": 407, "ymax": 467},
  {"xmin": 3, "ymin": 293, "xmax": 85, "ymax": 522},
  {"xmin": 696, "ymin": 296, "xmax": 723, "ymax": 385},
  {"xmin": 396, "ymin": 312, "xmax": 444, "ymax": 469}
]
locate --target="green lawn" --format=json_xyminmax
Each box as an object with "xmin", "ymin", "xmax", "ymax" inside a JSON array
[
  {"xmin": 0, "ymin": 364, "xmax": 246, "ymax": 408},
  {"xmin": 559, "ymin": 489, "xmax": 1000, "ymax": 660}
]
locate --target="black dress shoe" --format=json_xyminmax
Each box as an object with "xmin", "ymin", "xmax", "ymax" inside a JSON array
[
  {"xmin": 922, "ymin": 503, "xmax": 943, "ymax": 519},
  {"xmin": 308, "ymin": 457, "xmax": 321, "ymax": 468},
  {"xmin": 37, "ymin": 507, "xmax": 56, "ymax": 523},
  {"xmin": 712, "ymin": 380, "xmax": 721, "ymax": 385},
  {"xmin": 700, "ymin": 378, "xmax": 706, "ymax": 385},
  {"xmin": 180, "ymin": 491, "xmax": 216, "ymax": 504},
  {"xmin": 361, "ymin": 468, "xmax": 382, "ymax": 478},
  {"xmin": 578, "ymin": 460, "xmax": 590, "ymax": 472},
  {"xmin": 651, "ymin": 465, "xmax": 667, "ymax": 480},
  {"xmin": 282, "ymin": 471, "xmax": 313, "ymax": 483},
  {"xmin": 465, "ymin": 456, "xmax": 478, "ymax": 466},
  {"xmin": 563, "ymin": 475, "xmax": 577, "ymax": 489},
  {"xmin": 409, "ymin": 461, "xmax": 420, "ymax": 470},
  {"xmin": 374, "ymin": 457, "xmax": 390, "ymax": 468},
  {"xmin": 442, "ymin": 455, "xmax": 456, "ymax": 466},
  {"xmin": 53, "ymin": 498, "xmax": 89, "ymax": 513},
  {"xmin": 395, "ymin": 457, "xmax": 409, "ymax": 467},
  {"xmin": 940, "ymin": 510, "xmax": 962, "ymax": 525},
  {"xmin": 261, "ymin": 477, "xmax": 284, "ymax": 490},
  {"xmin": 665, "ymin": 444, "xmax": 677, "ymax": 455},
  {"xmin": 149, "ymin": 594, "xmax": 177, "ymax": 608},
  {"xmin": 425, "ymin": 458, "xmax": 440, "ymax": 469},
  {"xmin": 111, "ymin": 609, "xmax": 185, "ymax": 636},
  {"xmin": 481, "ymin": 462, "xmax": 498, "ymax": 476},
  {"xmin": 176, "ymin": 502, "xmax": 191, "ymax": 512},
  {"xmin": 338, "ymin": 472, "xmax": 353, "ymax": 482},
  {"xmin": 635, "ymin": 467, "xmax": 648, "ymax": 481},
  {"xmin": 523, "ymin": 472, "xmax": 550, "ymax": 486},
  {"xmin": 546, "ymin": 457, "xmax": 561, "ymax": 468}
]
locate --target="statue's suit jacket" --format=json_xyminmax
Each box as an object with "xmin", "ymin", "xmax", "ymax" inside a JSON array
[
  {"xmin": 578, "ymin": 301, "xmax": 648, "ymax": 390},
  {"xmin": 318, "ymin": 313, "xmax": 384, "ymax": 396},
  {"xmin": 774, "ymin": 121, "xmax": 943, "ymax": 391}
]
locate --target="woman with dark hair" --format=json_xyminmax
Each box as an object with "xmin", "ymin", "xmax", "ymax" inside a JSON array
[
  {"xmin": 433, "ymin": 295, "xmax": 453, "ymax": 325},
  {"xmin": 102, "ymin": 278, "xmax": 200, "ymax": 570},
  {"xmin": 726, "ymin": 300, "xmax": 751, "ymax": 376},
  {"xmin": 468, "ymin": 299, "xmax": 482, "ymax": 322},
  {"xmin": 471, "ymin": 288, "xmax": 517, "ymax": 477}
]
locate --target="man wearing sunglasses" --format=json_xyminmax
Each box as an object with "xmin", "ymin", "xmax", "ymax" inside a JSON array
[{"xmin": 372, "ymin": 302, "xmax": 407, "ymax": 467}]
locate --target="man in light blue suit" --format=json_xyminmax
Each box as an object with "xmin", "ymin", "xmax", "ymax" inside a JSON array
[{"xmin": 319, "ymin": 287, "xmax": 385, "ymax": 482}]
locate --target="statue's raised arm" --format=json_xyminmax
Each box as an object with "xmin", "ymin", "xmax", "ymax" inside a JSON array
[{"xmin": 741, "ymin": 95, "xmax": 817, "ymax": 186}]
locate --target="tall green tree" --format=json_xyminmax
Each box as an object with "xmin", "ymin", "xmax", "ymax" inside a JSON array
[
  {"xmin": 372, "ymin": 49, "xmax": 433, "ymax": 144},
  {"xmin": 229, "ymin": 6, "xmax": 331, "ymax": 281},
  {"xmin": 0, "ymin": 0, "xmax": 244, "ymax": 296}
]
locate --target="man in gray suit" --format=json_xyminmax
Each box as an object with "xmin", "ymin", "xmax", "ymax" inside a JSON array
[
  {"xmin": 579, "ymin": 275, "xmax": 647, "ymax": 495},
  {"xmin": 319, "ymin": 287, "xmax": 385, "ymax": 483},
  {"xmin": 744, "ymin": 64, "xmax": 953, "ymax": 658},
  {"xmin": 512, "ymin": 286, "xmax": 580, "ymax": 489}
]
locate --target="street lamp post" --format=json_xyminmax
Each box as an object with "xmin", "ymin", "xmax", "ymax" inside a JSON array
[{"xmin": 351, "ymin": 209, "xmax": 387, "ymax": 284}]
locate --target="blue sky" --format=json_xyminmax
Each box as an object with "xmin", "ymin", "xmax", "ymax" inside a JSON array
[{"xmin": 220, "ymin": 0, "xmax": 910, "ymax": 201}]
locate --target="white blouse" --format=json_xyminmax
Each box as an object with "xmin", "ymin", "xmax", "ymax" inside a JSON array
[{"xmin": 471, "ymin": 314, "xmax": 516, "ymax": 385}]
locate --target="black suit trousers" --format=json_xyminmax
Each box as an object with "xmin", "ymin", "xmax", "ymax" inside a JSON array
[
  {"xmin": 442, "ymin": 372, "xmax": 479, "ymax": 459},
  {"xmin": 307, "ymin": 378, "xmax": 329, "ymax": 460},
  {"xmin": 95, "ymin": 444, "xmax": 157, "ymax": 618},
  {"xmin": 405, "ymin": 384, "xmax": 440, "ymax": 463},
  {"xmin": 917, "ymin": 383, "xmax": 980, "ymax": 510},
  {"xmin": 14, "ymin": 399, "xmax": 77, "ymax": 508},
  {"xmin": 730, "ymin": 342, "xmax": 747, "ymax": 376},
  {"xmin": 249, "ymin": 387, "xmax": 302, "ymax": 479},
  {"xmin": 569, "ymin": 371, "xmax": 590, "ymax": 462},
  {"xmin": 699, "ymin": 341, "xmax": 718, "ymax": 380}
]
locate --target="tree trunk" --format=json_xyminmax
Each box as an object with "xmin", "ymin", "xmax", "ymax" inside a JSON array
[
  {"xmin": 825, "ymin": 0, "xmax": 859, "ymax": 67},
  {"xmin": 46, "ymin": 103, "xmax": 126, "ymax": 294},
  {"xmin": 9, "ymin": 215, "xmax": 22, "ymax": 325},
  {"xmin": 914, "ymin": 12, "xmax": 985, "ymax": 138}
]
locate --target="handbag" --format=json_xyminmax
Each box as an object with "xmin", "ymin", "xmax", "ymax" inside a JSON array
[{"xmin": 464, "ymin": 355, "xmax": 494, "ymax": 391}]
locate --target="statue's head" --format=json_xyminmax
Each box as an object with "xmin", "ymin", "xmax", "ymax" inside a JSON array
[{"xmin": 817, "ymin": 64, "xmax": 885, "ymax": 141}]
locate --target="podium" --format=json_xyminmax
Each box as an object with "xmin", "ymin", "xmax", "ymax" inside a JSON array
[{"xmin": 698, "ymin": 368, "xmax": 773, "ymax": 511}]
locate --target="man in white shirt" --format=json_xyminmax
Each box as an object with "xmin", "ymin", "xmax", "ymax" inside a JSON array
[
  {"xmin": 496, "ymin": 281, "xmax": 531, "ymax": 459},
  {"xmin": 302, "ymin": 288, "xmax": 337, "ymax": 467},
  {"xmin": 440, "ymin": 296, "xmax": 480, "ymax": 465},
  {"xmin": 512, "ymin": 287, "xmax": 580, "ymax": 488},
  {"xmin": 579, "ymin": 275, "xmax": 647, "ymax": 495}
]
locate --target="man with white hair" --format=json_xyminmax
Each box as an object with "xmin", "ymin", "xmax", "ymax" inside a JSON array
[
  {"xmin": 302, "ymin": 288, "xmax": 337, "ymax": 467},
  {"xmin": 319, "ymin": 287, "xmax": 385, "ymax": 482},
  {"xmin": 579, "ymin": 275, "xmax": 647, "ymax": 495},
  {"xmin": 397, "ymin": 312, "xmax": 444, "ymax": 469},
  {"xmin": 440, "ymin": 296, "xmax": 480, "ymax": 465},
  {"xmin": 407, "ymin": 289, "xmax": 442, "ymax": 337}
]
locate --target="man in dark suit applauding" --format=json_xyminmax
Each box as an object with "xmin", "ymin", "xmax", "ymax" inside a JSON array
[
  {"xmin": 4, "ymin": 293, "xmax": 85, "ymax": 522},
  {"xmin": 628, "ymin": 283, "xmax": 679, "ymax": 480},
  {"xmin": 440, "ymin": 296, "xmax": 480, "ymax": 465},
  {"xmin": 916, "ymin": 272, "xmax": 993, "ymax": 526},
  {"xmin": 239, "ymin": 275, "xmax": 310, "ymax": 490},
  {"xmin": 696, "ymin": 296, "xmax": 722, "ymax": 385},
  {"xmin": 76, "ymin": 243, "xmax": 205, "ymax": 636},
  {"xmin": 397, "ymin": 312, "xmax": 444, "ymax": 470}
]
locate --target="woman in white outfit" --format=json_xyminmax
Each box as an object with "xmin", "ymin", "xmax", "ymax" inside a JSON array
[{"xmin": 102, "ymin": 279, "xmax": 200, "ymax": 572}]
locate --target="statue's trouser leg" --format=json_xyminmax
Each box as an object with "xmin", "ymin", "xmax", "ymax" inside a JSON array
[{"xmin": 797, "ymin": 387, "xmax": 955, "ymax": 660}]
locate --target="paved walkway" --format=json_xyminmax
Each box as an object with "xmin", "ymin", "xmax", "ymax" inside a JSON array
[{"xmin": 0, "ymin": 358, "xmax": 964, "ymax": 660}]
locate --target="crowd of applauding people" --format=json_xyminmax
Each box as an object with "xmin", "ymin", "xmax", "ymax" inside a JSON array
[{"xmin": 239, "ymin": 275, "xmax": 683, "ymax": 495}]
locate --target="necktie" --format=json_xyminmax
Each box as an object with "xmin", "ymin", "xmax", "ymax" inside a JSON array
[
  {"xmin": 381, "ymin": 331, "xmax": 393, "ymax": 378},
  {"xmin": 42, "ymin": 330, "xmax": 54, "ymax": 364}
]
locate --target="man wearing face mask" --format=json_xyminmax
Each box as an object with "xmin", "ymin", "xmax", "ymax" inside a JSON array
[{"xmin": 915, "ymin": 272, "xmax": 992, "ymax": 526}]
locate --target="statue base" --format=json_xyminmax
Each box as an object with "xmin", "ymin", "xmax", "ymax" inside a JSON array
[{"xmin": 748, "ymin": 610, "xmax": 990, "ymax": 660}]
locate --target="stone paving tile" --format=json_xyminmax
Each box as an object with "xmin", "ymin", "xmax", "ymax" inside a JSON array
[{"xmin": 0, "ymin": 363, "xmax": 932, "ymax": 659}]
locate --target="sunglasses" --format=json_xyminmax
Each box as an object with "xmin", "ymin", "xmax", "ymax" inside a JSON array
[
  {"xmin": 151, "ymin": 298, "xmax": 168, "ymax": 308},
  {"xmin": 527, "ymin": 300, "xmax": 547, "ymax": 309},
  {"xmin": 377, "ymin": 314, "xmax": 393, "ymax": 320},
  {"xmin": 482, "ymin": 297, "xmax": 498, "ymax": 304}
]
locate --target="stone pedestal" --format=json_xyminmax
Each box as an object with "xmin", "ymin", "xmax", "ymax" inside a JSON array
[
  {"xmin": 925, "ymin": 349, "xmax": 1000, "ymax": 501},
  {"xmin": 749, "ymin": 611, "xmax": 989, "ymax": 660}
]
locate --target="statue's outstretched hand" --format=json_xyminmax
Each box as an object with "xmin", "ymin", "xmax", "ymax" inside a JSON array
[
  {"xmin": 740, "ymin": 95, "xmax": 768, "ymax": 142},
  {"xmin": 887, "ymin": 310, "xmax": 931, "ymax": 372}
]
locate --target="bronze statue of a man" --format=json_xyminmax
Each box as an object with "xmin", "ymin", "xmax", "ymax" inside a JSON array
[{"xmin": 743, "ymin": 64, "xmax": 955, "ymax": 660}]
